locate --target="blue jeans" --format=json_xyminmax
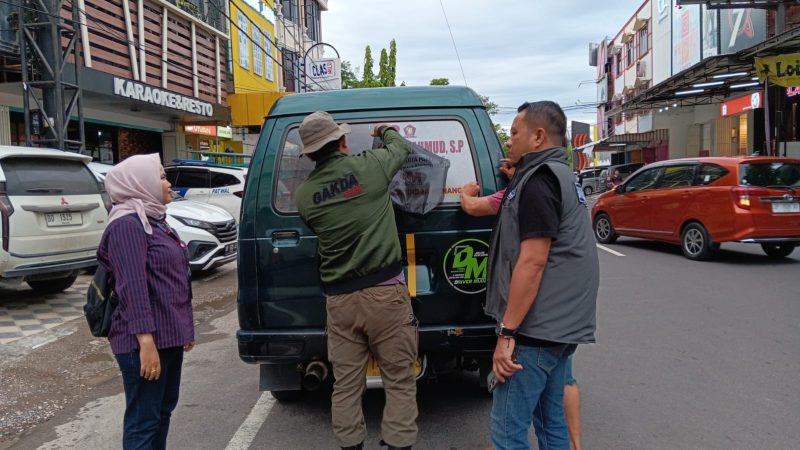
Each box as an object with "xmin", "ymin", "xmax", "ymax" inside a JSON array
[
  {"xmin": 491, "ymin": 343, "xmax": 577, "ymax": 450},
  {"xmin": 116, "ymin": 346, "xmax": 184, "ymax": 450},
  {"xmin": 564, "ymin": 354, "xmax": 576, "ymax": 386}
]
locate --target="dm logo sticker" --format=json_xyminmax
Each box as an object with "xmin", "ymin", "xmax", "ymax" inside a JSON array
[{"xmin": 443, "ymin": 239, "xmax": 489, "ymax": 294}]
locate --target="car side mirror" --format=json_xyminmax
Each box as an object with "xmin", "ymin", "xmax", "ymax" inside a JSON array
[{"xmin": 614, "ymin": 185, "xmax": 624, "ymax": 194}]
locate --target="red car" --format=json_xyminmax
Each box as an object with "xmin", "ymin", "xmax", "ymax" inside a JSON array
[{"xmin": 591, "ymin": 156, "xmax": 800, "ymax": 260}]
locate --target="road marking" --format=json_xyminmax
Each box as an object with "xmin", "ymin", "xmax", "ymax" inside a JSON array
[
  {"xmin": 202, "ymin": 264, "xmax": 237, "ymax": 282},
  {"xmin": 31, "ymin": 337, "xmax": 58, "ymax": 349},
  {"xmin": 224, "ymin": 391, "xmax": 275, "ymax": 450},
  {"xmin": 596, "ymin": 244, "xmax": 626, "ymax": 257}
]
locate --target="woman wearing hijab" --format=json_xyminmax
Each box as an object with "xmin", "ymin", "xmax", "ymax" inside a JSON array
[{"xmin": 98, "ymin": 153, "xmax": 194, "ymax": 450}]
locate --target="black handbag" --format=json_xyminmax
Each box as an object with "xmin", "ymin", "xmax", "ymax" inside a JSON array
[{"xmin": 84, "ymin": 263, "xmax": 118, "ymax": 338}]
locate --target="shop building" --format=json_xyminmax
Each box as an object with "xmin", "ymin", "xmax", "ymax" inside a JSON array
[
  {"xmin": 590, "ymin": 0, "xmax": 800, "ymax": 162},
  {"xmin": 224, "ymin": 0, "xmax": 328, "ymax": 156},
  {"xmin": 0, "ymin": 0, "xmax": 231, "ymax": 162}
]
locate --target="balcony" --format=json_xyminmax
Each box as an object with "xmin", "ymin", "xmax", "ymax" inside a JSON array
[{"xmin": 165, "ymin": 0, "xmax": 227, "ymax": 33}]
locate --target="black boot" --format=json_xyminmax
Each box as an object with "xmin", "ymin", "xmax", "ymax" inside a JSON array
[
  {"xmin": 379, "ymin": 439, "xmax": 411, "ymax": 450},
  {"xmin": 341, "ymin": 444, "xmax": 363, "ymax": 450}
]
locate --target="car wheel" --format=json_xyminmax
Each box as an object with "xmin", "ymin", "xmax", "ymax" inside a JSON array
[
  {"xmin": 593, "ymin": 213, "xmax": 618, "ymax": 244},
  {"xmin": 681, "ymin": 223, "xmax": 714, "ymax": 261},
  {"xmin": 760, "ymin": 243, "xmax": 796, "ymax": 259},
  {"xmin": 27, "ymin": 274, "xmax": 78, "ymax": 294},
  {"xmin": 583, "ymin": 185, "xmax": 593, "ymax": 197},
  {"xmin": 270, "ymin": 390, "xmax": 303, "ymax": 402}
]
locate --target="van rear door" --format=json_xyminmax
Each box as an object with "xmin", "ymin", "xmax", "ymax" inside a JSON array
[
  {"xmin": 0, "ymin": 156, "xmax": 106, "ymax": 259},
  {"xmin": 250, "ymin": 109, "xmax": 499, "ymax": 332}
]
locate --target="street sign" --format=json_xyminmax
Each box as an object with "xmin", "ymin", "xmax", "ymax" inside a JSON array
[{"xmin": 305, "ymin": 58, "xmax": 341, "ymax": 91}]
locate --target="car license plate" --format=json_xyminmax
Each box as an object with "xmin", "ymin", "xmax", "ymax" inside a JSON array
[
  {"xmin": 45, "ymin": 212, "xmax": 82, "ymax": 227},
  {"xmin": 366, "ymin": 355, "xmax": 424, "ymax": 378},
  {"xmin": 224, "ymin": 242, "xmax": 237, "ymax": 254},
  {"xmin": 772, "ymin": 202, "xmax": 800, "ymax": 213}
]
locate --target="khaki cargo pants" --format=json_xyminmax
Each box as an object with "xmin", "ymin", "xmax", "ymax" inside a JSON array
[{"xmin": 326, "ymin": 284, "xmax": 419, "ymax": 448}]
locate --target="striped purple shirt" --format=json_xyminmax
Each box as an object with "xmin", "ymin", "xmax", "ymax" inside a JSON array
[{"xmin": 98, "ymin": 213, "xmax": 194, "ymax": 355}]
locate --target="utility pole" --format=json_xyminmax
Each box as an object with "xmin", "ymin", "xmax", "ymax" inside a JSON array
[{"xmin": 18, "ymin": 0, "xmax": 85, "ymax": 151}]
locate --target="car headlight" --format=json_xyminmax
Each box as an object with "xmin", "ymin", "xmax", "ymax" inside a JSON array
[{"xmin": 173, "ymin": 216, "xmax": 214, "ymax": 231}]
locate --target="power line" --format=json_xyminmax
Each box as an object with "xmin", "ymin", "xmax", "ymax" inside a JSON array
[{"xmin": 438, "ymin": 0, "xmax": 468, "ymax": 87}]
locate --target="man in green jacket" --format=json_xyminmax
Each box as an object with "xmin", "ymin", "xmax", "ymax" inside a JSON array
[{"xmin": 296, "ymin": 111, "xmax": 417, "ymax": 450}]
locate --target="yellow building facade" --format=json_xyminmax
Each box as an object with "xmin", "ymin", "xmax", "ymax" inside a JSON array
[{"xmin": 227, "ymin": 0, "xmax": 289, "ymax": 153}]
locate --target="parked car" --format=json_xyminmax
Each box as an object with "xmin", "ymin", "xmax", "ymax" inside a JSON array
[
  {"xmin": 592, "ymin": 156, "xmax": 800, "ymax": 260},
  {"xmin": 578, "ymin": 166, "xmax": 608, "ymax": 196},
  {"xmin": 0, "ymin": 146, "xmax": 110, "ymax": 293},
  {"xmin": 237, "ymin": 86, "xmax": 503, "ymax": 400},
  {"xmin": 601, "ymin": 162, "xmax": 645, "ymax": 192},
  {"xmin": 167, "ymin": 195, "xmax": 238, "ymax": 272},
  {"xmin": 165, "ymin": 162, "xmax": 246, "ymax": 221},
  {"xmin": 90, "ymin": 163, "xmax": 238, "ymax": 272}
]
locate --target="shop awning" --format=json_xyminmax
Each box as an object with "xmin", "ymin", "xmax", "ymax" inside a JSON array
[
  {"xmin": 578, "ymin": 130, "xmax": 669, "ymax": 152},
  {"xmin": 607, "ymin": 25, "xmax": 800, "ymax": 116},
  {"xmin": 228, "ymin": 91, "xmax": 291, "ymax": 127}
]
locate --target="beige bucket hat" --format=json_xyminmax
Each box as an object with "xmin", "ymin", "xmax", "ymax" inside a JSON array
[{"xmin": 298, "ymin": 111, "xmax": 352, "ymax": 155}]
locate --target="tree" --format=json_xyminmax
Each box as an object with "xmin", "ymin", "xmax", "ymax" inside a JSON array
[
  {"xmin": 341, "ymin": 60, "xmax": 360, "ymax": 89},
  {"xmin": 343, "ymin": 40, "xmax": 398, "ymax": 89},
  {"xmin": 429, "ymin": 78, "xmax": 450, "ymax": 86},
  {"xmin": 362, "ymin": 46, "xmax": 376, "ymax": 87},
  {"xmin": 378, "ymin": 48, "xmax": 391, "ymax": 87},
  {"xmin": 479, "ymin": 95, "xmax": 499, "ymax": 116},
  {"xmin": 388, "ymin": 39, "xmax": 397, "ymax": 87}
]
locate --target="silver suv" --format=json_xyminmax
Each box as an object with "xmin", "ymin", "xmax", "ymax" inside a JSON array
[
  {"xmin": 0, "ymin": 146, "xmax": 110, "ymax": 293},
  {"xmin": 578, "ymin": 166, "xmax": 608, "ymax": 196}
]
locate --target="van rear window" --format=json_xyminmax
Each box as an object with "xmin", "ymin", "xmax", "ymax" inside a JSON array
[
  {"xmin": 1, "ymin": 157, "xmax": 100, "ymax": 196},
  {"xmin": 274, "ymin": 119, "xmax": 478, "ymax": 213},
  {"xmin": 739, "ymin": 162, "xmax": 800, "ymax": 188}
]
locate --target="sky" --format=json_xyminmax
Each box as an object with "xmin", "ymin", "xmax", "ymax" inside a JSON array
[{"xmin": 323, "ymin": 0, "xmax": 644, "ymax": 128}]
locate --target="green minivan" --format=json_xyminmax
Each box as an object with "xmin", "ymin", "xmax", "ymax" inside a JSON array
[{"xmin": 237, "ymin": 86, "xmax": 507, "ymax": 399}]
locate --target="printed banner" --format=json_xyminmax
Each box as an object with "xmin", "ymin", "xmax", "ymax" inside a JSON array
[{"xmin": 756, "ymin": 53, "xmax": 800, "ymax": 88}]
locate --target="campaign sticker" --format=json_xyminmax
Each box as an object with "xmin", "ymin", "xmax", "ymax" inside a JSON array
[{"xmin": 443, "ymin": 239, "xmax": 489, "ymax": 294}]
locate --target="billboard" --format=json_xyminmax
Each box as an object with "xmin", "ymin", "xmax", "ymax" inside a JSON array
[
  {"xmin": 702, "ymin": 8, "xmax": 719, "ymax": 59},
  {"xmin": 672, "ymin": 1, "xmax": 701, "ymax": 74},
  {"xmin": 720, "ymin": 9, "xmax": 766, "ymax": 54}
]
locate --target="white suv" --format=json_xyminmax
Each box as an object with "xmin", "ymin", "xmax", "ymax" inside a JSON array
[
  {"xmin": 164, "ymin": 163, "xmax": 246, "ymax": 221},
  {"xmin": 90, "ymin": 163, "xmax": 237, "ymax": 272},
  {"xmin": 166, "ymin": 196, "xmax": 238, "ymax": 272},
  {"xmin": 1, "ymin": 146, "xmax": 110, "ymax": 293}
]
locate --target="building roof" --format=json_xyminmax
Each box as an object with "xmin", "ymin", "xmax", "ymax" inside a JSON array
[
  {"xmin": 268, "ymin": 86, "xmax": 485, "ymax": 117},
  {"xmin": 608, "ymin": 25, "xmax": 800, "ymax": 116}
]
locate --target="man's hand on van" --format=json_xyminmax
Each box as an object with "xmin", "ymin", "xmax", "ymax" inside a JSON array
[
  {"xmin": 371, "ymin": 123, "xmax": 392, "ymax": 137},
  {"xmin": 500, "ymin": 159, "xmax": 515, "ymax": 180},
  {"xmin": 461, "ymin": 182, "xmax": 480, "ymax": 198}
]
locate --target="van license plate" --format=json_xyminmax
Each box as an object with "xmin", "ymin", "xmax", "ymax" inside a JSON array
[
  {"xmin": 224, "ymin": 243, "xmax": 237, "ymax": 254},
  {"xmin": 772, "ymin": 203, "xmax": 800, "ymax": 213},
  {"xmin": 366, "ymin": 355, "xmax": 424, "ymax": 378},
  {"xmin": 45, "ymin": 212, "xmax": 82, "ymax": 227}
]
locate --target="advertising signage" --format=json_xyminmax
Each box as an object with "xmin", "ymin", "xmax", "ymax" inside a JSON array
[
  {"xmin": 720, "ymin": 9, "xmax": 766, "ymax": 54},
  {"xmin": 672, "ymin": 1, "xmax": 701, "ymax": 74},
  {"xmin": 720, "ymin": 91, "xmax": 762, "ymax": 117}
]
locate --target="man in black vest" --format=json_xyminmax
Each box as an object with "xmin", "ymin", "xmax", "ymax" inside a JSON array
[{"xmin": 485, "ymin": 101, "xmax": 599, "ymax": 450}]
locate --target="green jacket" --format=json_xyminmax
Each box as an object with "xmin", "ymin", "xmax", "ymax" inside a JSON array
[{"xmin": 296, "ymin": 128, "xmax": 410, "ymax": 295}]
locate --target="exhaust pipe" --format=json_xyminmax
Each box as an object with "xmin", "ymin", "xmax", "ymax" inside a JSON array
[{"xmin": 302, "ymin": 361, "xmax": 329, "ymax": 391}]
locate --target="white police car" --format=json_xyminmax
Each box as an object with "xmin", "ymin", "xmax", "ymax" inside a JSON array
[
  {"xmin": 166, "ymin": 195, "xmax": 237, "ymax": 272},
  {"xmin": 164, "ymin": 162, "xmax": 246, "ymax": 221},
  {"xmin": 89, "ymin": 163, "xmax": 237, "ymax": 272}
]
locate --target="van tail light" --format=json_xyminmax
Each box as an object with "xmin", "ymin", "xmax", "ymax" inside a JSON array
[
  {"xmin": 0, "ymin": 182, "xmax": 13, "ymax": 252},
  {"xmin": 732, "ymin": 186, "xmax": 768, "ymax": 210},
  {"xmin": 98, "ymin": 181, "xmax": 113, "ymax": 213},
  {"xmin": 234, "ymin": 190, "xmax": 244, "ymax": 198}
]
